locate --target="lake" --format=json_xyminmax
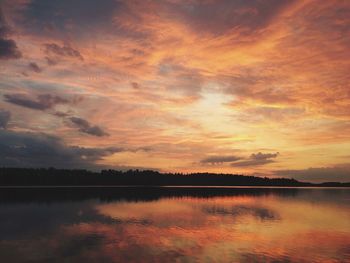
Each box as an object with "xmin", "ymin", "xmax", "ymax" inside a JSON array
[{"xmin": 0, "ymin": 187, "xmax": 349, "ymax": 262}]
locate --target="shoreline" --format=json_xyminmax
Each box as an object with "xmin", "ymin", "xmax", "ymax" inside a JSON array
[{"xmin": 1, "ymin": 185, "xmax": 349, "ymax": 188}]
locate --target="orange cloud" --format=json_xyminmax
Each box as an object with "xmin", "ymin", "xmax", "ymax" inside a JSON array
[{"xmin": 0, "ymin": 0, "xmax": 349, "ymax": 180}]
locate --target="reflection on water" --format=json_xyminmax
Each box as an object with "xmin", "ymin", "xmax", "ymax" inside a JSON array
[{"xmin": 0, "ymin": 187, "xmax": 349, "ymax": 262}]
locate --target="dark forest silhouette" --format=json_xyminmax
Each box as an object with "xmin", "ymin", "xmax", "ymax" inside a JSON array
[{"xmin": 0, "ymin": 167, "xmax": 349, "ymax": 187}]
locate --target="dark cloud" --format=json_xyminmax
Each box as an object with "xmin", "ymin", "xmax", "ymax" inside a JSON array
[
  {"xmin": 45, "ymin": 56, "xmax": 58, "ymax": 66},
  {"xmin": 201, "ymin": 155, "xmax": 242, "ymax": 164},
  {"xmin": 45, "ymin": 43, "xmax": 83, "ymax": 60},
  {"xmin": 0, "ymin": 38, "xmax": 21, "ymax": 59},
  {"xmin": 275, "ymin": 164, "xmax": 350, "ymax": 183},
  {"xmin": 69, "ymin": 117, "xmax": 109, "ymax": 137},
  {"xmin": 0, "ymin": 8, "xmax": 10, "ymax": 38},
  {"xmin": 251, "ymin": 152, "xmax": 279, "ymax": 160},
  {"xmin": 53, "ymin": 111, "xmax": 70, "ymax": 118},
  {"xmin": 0, "ymin": 109, "xmax": 11, "ymax": 129},
  {"xmin": 231, "ymin": 152, "xmax": 279, "ymax": 167},
  {"xmin": 164, "ymin": 0, "xmax": 295, "ymax": 36},
  {"xmin": 199, "ymin": 152, "xmax": 280, "ymax": 167},
  {"xmin": 0, "ymin": 130, "xmax": 121, "ymax": 169},
  {"xmin": 3, "ymin": 93, "xmax": 101, "ymax": 138},
  {"xmin": 0, "ymin": 8, "xmax": 21, "ymax": 59},
  {"xmin": 4, "ymin": 93, "xmax": 69, "ymax": 111},
  {"xmin": 19, "ymin": 0, "xmax": 121, "ymax": 36},
  {"xmin": 28, "ymin": 62, "xmax": 42, "ymax": 73}
]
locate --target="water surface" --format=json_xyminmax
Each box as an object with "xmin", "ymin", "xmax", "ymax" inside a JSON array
[{"xmin": 0, "ymin": 187, "xmax": 349, "ymax": 262}]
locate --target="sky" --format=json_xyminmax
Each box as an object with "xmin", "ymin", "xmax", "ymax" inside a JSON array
[{"xmin": 0, "ymin": 0, "xmax": 349, "ymax": 182}]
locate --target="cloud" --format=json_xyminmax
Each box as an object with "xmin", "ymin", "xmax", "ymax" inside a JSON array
[
  {"xmin": 28, "ymin": 62, "xmax": 42, "ymax": 73},
  {"xmin": 53, "ymin": 111, "xmax": 70, "ymax": 118},
  {"xmin": 0, "ymin": 8, "xmax": 10, "ymax": 38},
  {"xmin": 251, "ymin": 152, "xmax": 279, "ymax": 160},
  {"xmin": 18, "ymin": 0, "xmax": 121, "ymax": 36},
  {"xmin": 0, "ymin": 109, "xmax": 11, "ymax": 129},
  {"xmin": 4, "ymin": 93, "xmax": 69, "ymax": 111},
  {"xmin": 45, "ymin": 56, "xmax": 58, "ymax": 66},
  {"xmin": 224, "ymin": 1, "xmax": 350, "ymax": 117},
  {"xmin": 0, "ymin": 130, "xmax": 121, "ymax": 169},
  {"xmin": 201, "ymin": 155, "xmax": 242, "ymax": 165},
  {"xmin": 275, "ymin": 164, "xmax": 350, "ymax": 183},
  {"xmin": 157, "ymin": 61, "xmax": 204, "ymax": 96},
  {"xmin": 0, "ymin": 38, "xmax": 21, "ymax": 59},
  {"xmin": 3, "ymin": 93, "xmax": 105, "ymax": 138},
  {"xmin": 126, "ymin": 0, "xmax": 295, "ymax": 37},
  {"xmin": 1, "ymin": 0, "xmax": 349, "ymax": 177},
  {"xmin": 0, "ymin": 8, "xmax": 21, "ymax": 59},
  {"xmin": 69, "ymin": 117, "xmax": 109, "ymax": 137},
  {"xmin": 231, "ymin": 152, "xmax": 279, "ymax": 167},
  {"xmin": 241, "ymin": 106, "xmax": 305, "ymax": 122},
  {"xmin": 226, "ymin": 75, "xmax": 297, "ymax": 106},
  {"xmin": 45, "ymin": 43, "xmax": 83, "ymax": 60},
  {"xmin": 199, "ymin": 152, "xmax": 280, "ymax": 167}
]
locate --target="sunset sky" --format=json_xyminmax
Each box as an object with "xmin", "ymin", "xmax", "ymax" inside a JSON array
[{"xmin": 0, "ymin": 0, "xmax": 349, "ymax": 182}]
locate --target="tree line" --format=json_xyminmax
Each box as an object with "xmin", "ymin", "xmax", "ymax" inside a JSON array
[{"xmin": 0, "ymin": 167, "xmax": 348, "ymax": 186}]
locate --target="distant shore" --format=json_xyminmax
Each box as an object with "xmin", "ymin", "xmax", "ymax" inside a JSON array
[
  {"xmin": 1, "ymin": 185, "xmax": 350, "ymax": 188},
  {"xmin": 0, "ymin": 168, "xmax": 349, "ymax": 187}
]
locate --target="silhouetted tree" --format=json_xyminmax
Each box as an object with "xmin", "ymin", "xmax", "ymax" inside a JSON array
[{"xmin": 1, "ymin": 167, "xmax": 347, "ymax": 187}]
